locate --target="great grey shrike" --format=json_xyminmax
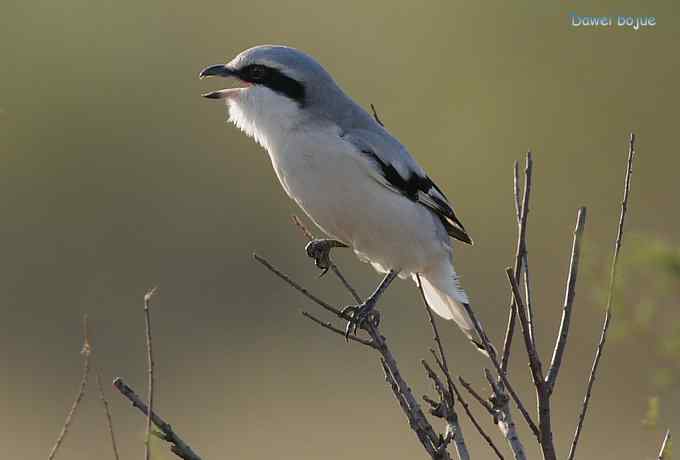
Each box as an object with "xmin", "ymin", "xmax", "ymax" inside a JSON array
[{"xmin": 200, "ymin": 45, "xmax": 484, "ymax": 351}]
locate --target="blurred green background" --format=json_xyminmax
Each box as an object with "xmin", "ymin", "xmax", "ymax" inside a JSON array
[{"xmin": 1, "ymin": 1, "xmax": 678, "ymax": 459}]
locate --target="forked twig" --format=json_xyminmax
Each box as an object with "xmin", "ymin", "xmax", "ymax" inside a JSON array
[
  {"xmin": 504, "ymin": 268, "xmax": 543, "ymax": 385},
  {"xmin": 459, "ymin": 302, "xmax": 540, "ymax": 438},
  {"xmin": 256, "ymin": 250, "xmax": 448, "ymax": 458},
  {"xmin": 253, "ymin": 253, "xmax": 341, "ymax": 316},
  {"xmin": 47, "ymin": 315, "xmax": 92, "ymax": 460},
  {"xmin": 418, "ymin": 276, "xmax": 503, "ymax": 459},
  {"xmin": 94, "ymin": 363, "xmax": 120, "ymax": 460},
  {"xmin": 483, "ymin": 369, "xmax": 527, "ymax": 460},
  {"xmin": 501, "ymin": 153, "xmax": 533, "ymax": 372},
  {"xmin": 546, "ymin": 207, "xmax": 587, "ymax": 393},
  {"xmin": 567, "ymin": 133, "xmax": 636, "ymax": 460}
]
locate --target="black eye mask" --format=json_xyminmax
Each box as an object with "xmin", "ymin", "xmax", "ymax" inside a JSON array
[{"xmin": 238, "ymin": 64, "xmax": 306, "ymax": 106}]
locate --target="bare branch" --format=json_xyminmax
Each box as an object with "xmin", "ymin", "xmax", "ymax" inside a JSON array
[
  {"xmin": 253, "ymin": 253, "xmax": 341, "ymax": 316},
  {"xmin": 373, "ymin": 323, "xmax": 448, "ymax": 457},
  {"xmin": 114, "ymin": 378, "xmax": 202, "ymax": 460},
  {"xmin": 143, "ymin": 287, "xmax": 158, "ymax": 460},
  {"xmin": 504, "ymin": 269, "xmax": 543, "ymax": 387},
  {"xmin": 451, "ymin": 384, "xmax": 504, "ymax": 460},
  {"xmin": 458, "ymin": 377, "xmax": 493, "ymax": 415},
  {"xmin": 460, "ymin": 302, "xmax": 540, "ymax": 438},
  {"xmin": 270, "ymin": 218, "xmax": 450, "ymax": 456},
  {"xmin": 439, "ymin": 371, "xmax": 504, "ymax": 460},
  {"xmin": 505, "ymin": 268, "xmax": 561, "ymax": 459},
  {"xmin": 567, "ymin": 133, "xmax": 636, "ymax": 460},
  {"xmin": 381, "ymin": 359, "xmax": 441, "ymax": 458},
  {"xmin": 94, "ymin": 362, "xmax": 120, "ymax": 460},
  {"xmin": 417, "ymin": 275, "xmax": 455, "ymax": 402},
  {"xmin": 300, "ymin": 311, "xmax": 374, "ymax": 347},
  {"xmin": 513, "ymin": 161, "xmax": 521, "ymax": 221},
  {"xmin": 501, "ymin": 152, "xmax": 533, "ymax": 372},
  {"xmin": 483, "ymin": 369, "xmax": 527, "ymax": 460},
  {"xmin": 658, "ymin": 430, "xmax": 671, "ymax": 460},
  {"xmin": 546, "ymin": 207, "xmax": 587, "ymax": 393},
  {"xmin": 48, "ymin": 315, "xmax": 91, "ymax": 460},
  {"xmin": 522, "ymin": 246, "xmax": 535, "ymax": 351},
  {"xmin": 257, "ymin": 250, "xmax": 447, "ymax": 458},
  {"xmin": 419, "ymin": 275, "xmax": 502, "ymax": 458},
  {"xmin": 422, "ymin": 360, "xmax": 470, "ymax": 460}
]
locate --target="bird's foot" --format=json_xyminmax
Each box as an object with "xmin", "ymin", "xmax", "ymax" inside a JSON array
[
  {"xmin": 341, "ymin": 302, "xmax": 380, "ymax": 340},
  {"xmin": 305, "ymin": 239, "xmax": 347, "ymax": 277}
]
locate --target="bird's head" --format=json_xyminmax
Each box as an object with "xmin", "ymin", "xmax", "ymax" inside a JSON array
[{"xmin": 200, "ymin": 45, "xmax": 344, "ymax": 148}]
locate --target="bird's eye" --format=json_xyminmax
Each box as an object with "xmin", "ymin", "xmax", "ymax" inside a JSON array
[{"xmin": 245, "ymin": 65, "xmax": 268, "ymax": 81}]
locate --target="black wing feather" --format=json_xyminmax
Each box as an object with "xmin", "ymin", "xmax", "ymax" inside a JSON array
[{"xmin": 362, "ymin": 149, "xmax": 473, "ymax": 245}]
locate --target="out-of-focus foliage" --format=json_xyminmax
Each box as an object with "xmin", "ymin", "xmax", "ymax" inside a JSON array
[{"xmin": 595, "ymin": 234, "xmax": 680, "ymax": 428}]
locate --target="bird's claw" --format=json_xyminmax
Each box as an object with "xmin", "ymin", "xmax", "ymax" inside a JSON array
[
  {"xmin": 341, "ymin": 303, "xmax": 380, "ymax": 341},
  {"xmin": 306, "ymin": 239, "xmax": 347, "ymax": 275},
  {"xmin": 305, "ymin": 240, "xmax": 333, "ymax": 272}
]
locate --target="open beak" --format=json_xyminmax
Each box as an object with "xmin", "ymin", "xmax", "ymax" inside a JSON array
[{"xmin": 199, "ymin": 64, "xmax": 244, "ymax": 100}]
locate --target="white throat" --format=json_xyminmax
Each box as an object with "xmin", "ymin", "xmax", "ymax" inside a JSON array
[{"xmin": 227, "ymin": 86, "xmax": 303, "ymax": 152}]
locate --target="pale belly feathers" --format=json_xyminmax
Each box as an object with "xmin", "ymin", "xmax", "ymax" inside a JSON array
[{"xmin": 266, "ymin": 126, "xmax": 452, "ymax": 278}]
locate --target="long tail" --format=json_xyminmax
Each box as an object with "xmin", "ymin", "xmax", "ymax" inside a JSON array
[{"xmin": 416, "ymin": 269, "xmax": 489, "ymax": 356}]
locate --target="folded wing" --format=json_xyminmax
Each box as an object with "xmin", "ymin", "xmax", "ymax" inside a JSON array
[{"xmin": 342, "ymin": 128, "xmax": 473, "ymax": 245}]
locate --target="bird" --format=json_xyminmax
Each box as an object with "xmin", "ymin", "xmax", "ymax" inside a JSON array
[{"xmin": 200, "ymin": 45, "xmax": 486, "ymax": 353}]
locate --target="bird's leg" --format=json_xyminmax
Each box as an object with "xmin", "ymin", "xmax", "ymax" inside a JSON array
[
  {"xmin": 305, "ymin": 239, "xmax": 347, "ymax": 276},
  {"xmin": 342, "ymin": 269, "xmax": 399, "ymax": 339}
]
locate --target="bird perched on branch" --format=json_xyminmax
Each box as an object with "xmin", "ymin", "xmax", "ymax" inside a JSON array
[{"xmin": 201, "ymin": 45, "xmax": 484, "ymax": 352}]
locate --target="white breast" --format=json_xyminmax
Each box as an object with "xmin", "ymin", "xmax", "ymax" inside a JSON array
[{"xmin": 228, "ymin": 87, "xmax": 451, "ymax": 277}]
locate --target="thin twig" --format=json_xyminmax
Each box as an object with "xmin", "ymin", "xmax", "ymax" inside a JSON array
[
  {"xmin": 658, "ymin": 430, "xmax": 671, "ymax": 460},
  {"xmin": 419, "ymin": 275, "xmax": 502, "ymax": 458},
  {"xmin": 48, "ymin": 315, "xmax": 91, "ymax": 460},
  {"xmin": 505, "ymin": 268, "xmax": 559, "ymax": 459},
  {"xmin": 567, "ymin": 133, "xmax": 636, "ymax": 460},
  {"xmin": 483, "ymin": 369, "xmax": 527, "ymax": 460},
  {"xmin": 504, "ymin": 269, "xmax": 543, "ymax": 385},
  {"xmin": 254, "ymin": 253, "xmax": 341, "ymax": 315},
  {"xmin": 460, "ymin": 302, "xmax": 540, "ymax": 438},
  {"xmin": 501, "ymin": 152, "xmax": 533, "ymax": 372},
  {"xmin": 256, "ymin": 253, "xmax": 372, "ymax": 345},
  {"xmin": 522, "ymin": 247, "xmax": 534, "ymax": 350},
  {"xmin": 422, "ymin": 361, "xmax": 470, "ymax": 460},
  {"xmin": 114, "ymin": 378, "xmax": 202, "ymax": 460},
  {"xmin": 368, "ymin": 320, "xmax": 446, "ymax": 457},
  {"xmin": 451, "ymin": 383, "xmax": 504, "ymax": 460},
  {"xmin": 301, "ymin": 311, "xmax": 374, "ymax": 347},
  {"xmin": 417, "ymin": 275, "xmax": 455, "ymax": 404},
  {"xmin": 257, "ymin": 248, "xmax": 449, "ymax": 458},
  {"xmin": 143, "ymin": 287, "xmax": 158, "ymax": 460},
  {"xmin": 381, "ymin": 359, "xmax": 441, "ymax": 458},
  {"xmin": 546, "ymin": 207, "xmax": 587, "ymax": 393},
  {"xmin": 440, "ymin": 371, "xmax": 503, "ymax": 459},
  {"xmin": 513, "ymin": 161, "xmax": 521, "ymax": 221},
  {"xmin": 94, "ymin": 362, "xmax": 120, "ymax": 460},
  {"xmin": 458, "ymin": 377, "xmax": 493, "ymax": 414}
]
